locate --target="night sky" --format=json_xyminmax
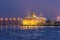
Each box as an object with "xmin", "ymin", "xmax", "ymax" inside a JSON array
[{"xmin": 0, "ymin": 0, "xmax": 60, "ymax": 19}]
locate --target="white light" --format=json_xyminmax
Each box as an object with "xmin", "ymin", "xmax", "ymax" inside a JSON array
[
  {"xmin": 0, "ymin": 18, "xmax": 3, "ymax": 21},
  {"xmin": 9, "ymin": 18, "xmax": 12, "ymax": 20},
  {"xmin": 5, "ymin": 18, "xmax": 8, "ymax": 21},
  {"xmin": 57, "ymin": 16, "xmax": 60, "ymax": 21},
  {"xmin": 17, "ymin": 18, "xmax": 20, "ymax": 20},
  {"xmin": 13, "ymin": 18, "xmax": 16, "ymax": 20}
]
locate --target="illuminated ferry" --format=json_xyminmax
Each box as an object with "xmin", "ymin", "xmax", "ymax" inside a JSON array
[{"xmin": 22, "ymin": 12, "xmax": 46, "ymax": 26}]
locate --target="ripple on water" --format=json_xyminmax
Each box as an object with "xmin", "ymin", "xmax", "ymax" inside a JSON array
[{"xmin": 0, "ymin": 26, "xmax": 60, "ymax": 40}]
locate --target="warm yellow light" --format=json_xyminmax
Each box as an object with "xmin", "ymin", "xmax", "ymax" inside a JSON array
[
  {"xmin": 23, "ymin": 19, "xmax": 37, "ymax": 26},
  {"xmin": 30, "ymin": 20, "xmax": 37, "ymax": 25},
  {"xmin": 23, "ymin": 20, "xmax": 28, "ymax": 25},
  {"xmin": 22, "ymin": 11, "xmax": 46, "ymax": 26}
]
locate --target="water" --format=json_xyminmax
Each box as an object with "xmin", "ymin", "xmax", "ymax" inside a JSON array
[{"xmin": 0, "ymin": 26, "xmax": 60, "ymax": 40}]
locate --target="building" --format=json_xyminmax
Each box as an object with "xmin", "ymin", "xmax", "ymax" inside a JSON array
[{"xmin": 22, "ymin": 12, "xmax": 46, "ymax": 26}]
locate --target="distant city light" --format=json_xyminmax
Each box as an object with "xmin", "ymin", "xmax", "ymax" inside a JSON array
[
  {"xmin": 9, "ymin": 18, "xmax": 12, "ymax": 20},
  {"xmin": 13, "ymin": 18, "xmax": 16, "ymax": 20},
  {"xmin": 57, "ymin": 16, "xmax": 60, "ymax": 21},
  {"xmin": 0, "ymin": 18, "xmax": 3, "ymax": 21},
  {"xmin": 5, "ymin": 18, "xmax": 8, "ymax": 21},
  {"xmin": 17, "ymin": 18, "xmax": 20, "ymax": 20}
]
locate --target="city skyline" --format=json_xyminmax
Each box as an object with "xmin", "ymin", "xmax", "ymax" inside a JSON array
[{"xmin": 0, "ymin": 0, "xmax": 60, "ymax": 19}]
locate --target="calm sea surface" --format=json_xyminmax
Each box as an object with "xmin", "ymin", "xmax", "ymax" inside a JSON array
[{"xmin": 0, "ymin": 26, "xmax": 60, "ymax": 40}]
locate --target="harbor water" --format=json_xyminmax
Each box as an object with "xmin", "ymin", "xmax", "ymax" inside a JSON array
[{"xmin": 0, "ymin": 26, "xmax": 60, "ymax": 40}]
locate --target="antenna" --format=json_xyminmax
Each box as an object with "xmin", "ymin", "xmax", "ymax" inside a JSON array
[
  {"xmin": 31, "ymin": 11, "xmax": 36, "ymax": 17},
  {"xmin": 40, "ymin": 13, "xmax": 43, "ymax": 17}
]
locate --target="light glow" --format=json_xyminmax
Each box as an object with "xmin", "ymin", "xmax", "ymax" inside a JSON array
[
  {"xmin": 13, "ymin": 18, "xmax": 16, "ymax": 20},
  {"xmin": 57, "ymin": 16, "xmax": 60, "ymax": 21},
  {"xmin": 0, "ymin": 18, "xmax": 3, "ymax": 21},
  {"xmin": 17, "ymin": 18, "xmax": 20, "ymax": 20},
  {"xmin": 9, "ymin": 18, "xmax": 12, "ymax": 20},
  {"xmin": 5, "ymin": 18, "xmax": 8, "ymax": 21}
]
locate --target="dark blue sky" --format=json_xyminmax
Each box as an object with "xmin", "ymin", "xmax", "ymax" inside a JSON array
[{"xmin": 0, "ymin": 0, "xmax": 60, "ymax": 19}]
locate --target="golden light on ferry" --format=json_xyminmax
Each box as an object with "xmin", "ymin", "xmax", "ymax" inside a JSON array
[
  {"xmin": 0, "ymin": 18, "xmax": 3, "ymax": 21},
  {"xmin": 23, "ymin": 19, "xmax": 37, "ymax": 25},
  {"xmin": 23, "ymin": 12, "xmax": 46, "ymax": 26}
]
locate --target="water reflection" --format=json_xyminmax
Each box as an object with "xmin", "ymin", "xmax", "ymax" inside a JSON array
[
  {"xmin": 20, "ymin": 26, "xmax": 46, "ymax": 30},
  {"xmin": 0, "ymin": 26, "xmax": 60, "ymax": 40}
]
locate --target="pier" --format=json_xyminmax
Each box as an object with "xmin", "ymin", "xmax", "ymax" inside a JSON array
[{"xmin": 0, "ymin": 18, "xmax": 22, "ymax": 26}]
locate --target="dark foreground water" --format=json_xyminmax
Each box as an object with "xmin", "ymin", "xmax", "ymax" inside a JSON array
[{"xmin": 0, "ymin": 26, "xmax": 60, "ymax": 40}]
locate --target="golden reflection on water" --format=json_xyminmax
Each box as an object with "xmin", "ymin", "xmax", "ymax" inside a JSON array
[
  {"xmin": 20, "ymin": 26, "xmax": 36, "ymax": 30},
  {"xmin": 20, "ymin": 26, "xmax": 45, "ymax": 30},
  {"xmin": 0, "ymin": 25, "xmax": 46, "ymax": 30}
]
